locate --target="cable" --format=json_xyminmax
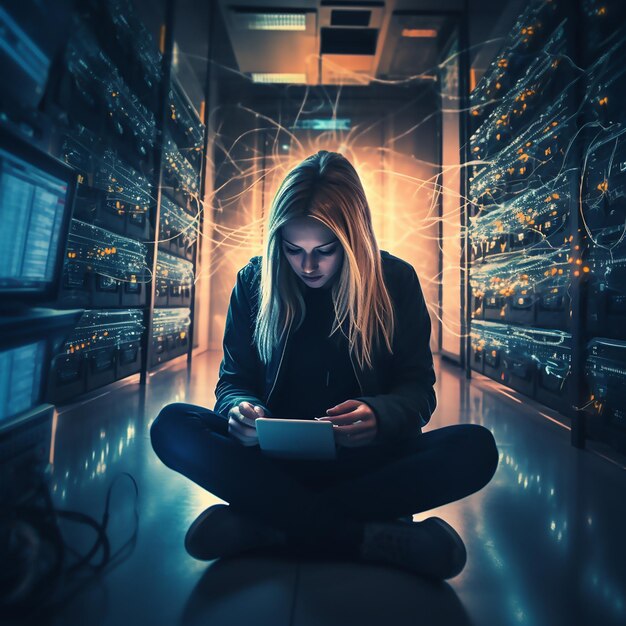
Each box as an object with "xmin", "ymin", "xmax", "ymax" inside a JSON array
[{"xmin": 0, "ymin": 468, "xmax": 140, "ymax": 622}]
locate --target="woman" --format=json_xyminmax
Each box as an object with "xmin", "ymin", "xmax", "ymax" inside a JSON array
[{"xmin": 150, "ymin": 150, "xmax": 499, "ymax": 580}]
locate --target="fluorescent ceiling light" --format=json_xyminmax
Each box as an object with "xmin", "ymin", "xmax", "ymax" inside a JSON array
[
  {"xmin": 237, "ymin": 12, "xmax": 306, "ymax": 31},
  {"xmin": 401, "ymin": 28, "xmax": 438, "ymax": 38},
  {"xmin": 295, "ymin": 119, "xmax": 351, "ymax": 131},
  {"xmin": 251, "ymin": 73, "xmax": 307, "ymax": 84}
]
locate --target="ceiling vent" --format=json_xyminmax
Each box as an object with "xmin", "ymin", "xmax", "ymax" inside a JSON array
[
  {"xmin": 330, "ymin": 9, "xmax": 371, "ymax": 27},
  {"xmin": 320, "ymin": 27, "xmax": 378, "ymax": 55}
]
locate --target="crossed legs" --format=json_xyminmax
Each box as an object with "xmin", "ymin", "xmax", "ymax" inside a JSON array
[{"xmin": 150, "ymin": 403, "xmax": 499, "ymax": 555}]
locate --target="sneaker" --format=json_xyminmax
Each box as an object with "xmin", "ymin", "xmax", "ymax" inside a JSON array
[
  {"xmin": 184, "ymin": 504, "xmax": 288, "ymax": 560},
  {"xmin": 359, "ymin": 516, "xmax": 467, "ymax": 579}
]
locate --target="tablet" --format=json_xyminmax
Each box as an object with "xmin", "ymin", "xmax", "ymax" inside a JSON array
[{"xmin": 256, "ymin": 418, "xmax": 337, "ymax": 460}]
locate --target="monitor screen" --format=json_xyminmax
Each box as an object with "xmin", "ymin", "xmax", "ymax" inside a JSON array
[
  {"xmin": 0, "ymin": 340, "xmax": 45, "ymax": 424},
  {"xmin": 0, "ymin": 130, "xmax": 75, "ymax": 300}
]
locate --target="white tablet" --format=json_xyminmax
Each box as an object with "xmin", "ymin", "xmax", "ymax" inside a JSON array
[{"xmin": 256, "ymin": 418, "xmax": 337, "ymax": 460}]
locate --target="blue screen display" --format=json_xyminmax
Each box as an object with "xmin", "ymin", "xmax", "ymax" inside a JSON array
[
  {"xmin": 0, "ymin": 340, "xmax": 45, "ymax": 423},
  {"xmin": 0, "ymin": 147, "xmax": 69, "ymax": 292}
]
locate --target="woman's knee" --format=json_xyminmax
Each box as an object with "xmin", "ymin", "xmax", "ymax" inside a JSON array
[
  {"xmin": 150, "ymin": 402, "xmax": 188, "ymax": 458},
  {"xmin": 466, "ymin": 424, "xmax": 499, "ymax": 485},
  {"xmin": 434, "ymin": 423, "xmax": 499, "ymax": 485}
]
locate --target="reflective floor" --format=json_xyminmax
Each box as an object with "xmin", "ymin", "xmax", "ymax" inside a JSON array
[{"xmin": 28, "ymin": 353, "xmax": 626, "ymax": 625}]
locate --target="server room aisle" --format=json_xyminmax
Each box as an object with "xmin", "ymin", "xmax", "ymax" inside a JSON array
[{"xmin": 42, "ymin": 352, "xmax": 626, "ymax": 626}]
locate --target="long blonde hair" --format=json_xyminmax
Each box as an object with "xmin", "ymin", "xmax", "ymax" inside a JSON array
[{"xmin": 252, "ymin": 150, "xmax": 395, "ymax": 370}]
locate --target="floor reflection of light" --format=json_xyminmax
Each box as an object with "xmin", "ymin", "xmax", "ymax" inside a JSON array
[
  {"xmin": 465, "ymin": 493, "xmax": 536, "ymax": 625},
  {"xmin": 503, "ymin": 452, "xmax": 571, "ymax": 548},
  {"xmin": 587, "ymin": 568, "xmax": 625, "ymax": 618}
]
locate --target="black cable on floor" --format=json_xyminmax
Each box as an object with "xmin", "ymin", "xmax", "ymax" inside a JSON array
[{"xmin": 0, "ymin": 468, "xmax": 140, "ymax": 622}]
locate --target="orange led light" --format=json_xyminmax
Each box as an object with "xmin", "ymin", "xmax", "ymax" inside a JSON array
[{"xmin": 401, "ymin": 28, "xmax": 438, "ymax": 38}]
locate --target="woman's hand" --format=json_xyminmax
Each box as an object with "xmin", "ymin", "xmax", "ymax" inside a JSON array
[
  {"xmin": 316, "ymin": 399, "xmax": 378, "ymax": 448},
  {"xmin": 228, "ymin": 401, "xmax": 265, "ymax": 446}
]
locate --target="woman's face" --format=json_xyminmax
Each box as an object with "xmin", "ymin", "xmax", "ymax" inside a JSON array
[{"xmin": 281, "ymin": 217, "xmax": 344, "ymax": 290}]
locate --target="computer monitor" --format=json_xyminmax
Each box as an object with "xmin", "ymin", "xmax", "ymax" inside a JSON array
[
  {"xmin": 0, "ymin": 339, "xmax": 46, "ymax": 425},
  {"xmin": 0, "ymin": 125, "xmax": 76, "ymax": 304}
]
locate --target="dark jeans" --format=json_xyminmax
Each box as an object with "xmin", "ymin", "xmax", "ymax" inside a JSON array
[{"xmin": 150, "ymin": 403, "xmax": 499, "ymax": 554}]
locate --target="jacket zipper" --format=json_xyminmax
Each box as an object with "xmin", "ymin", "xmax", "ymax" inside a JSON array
[{"xmin": 266, "ymin": 317, "xmax": 293, "ymax": 406}]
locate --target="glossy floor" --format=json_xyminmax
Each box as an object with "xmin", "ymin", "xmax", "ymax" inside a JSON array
[{"xmin": 30, "ymin": 353, "xmax": 626, "ymax": 625}]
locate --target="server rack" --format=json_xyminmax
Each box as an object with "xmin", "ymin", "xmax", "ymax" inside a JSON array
[
  {"xmin": 468, "ymin": 0, "xmax": 626, "ymax": 456},
  {"xmin": 0, "ymin": 0, "xmax": 209, "ymax": 405},
  {"xmin": 578, "ymin": 0, "xmax": 626, "ymax": 453}
]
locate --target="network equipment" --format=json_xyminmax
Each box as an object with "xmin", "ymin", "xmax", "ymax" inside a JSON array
[
  {"xmin": 586, "ymin": 337, "xmax": 626, "ymax": 447},
  {"xmin": 151, "ymin": 308, "xmax": 191, "ymax": 365},
  {"xmin": 168, "ymin": 80, "xmax": 205, "ymax": 158},
  {"xmin": 471, "ymin": 23, "xmax": 569, "ymax": 165},
  {"xmin": 1, "ymin": 0, "xmax": 207, "ymax": 405},
  {"xmin": 471, "ymin": 247, "xmax": 570, "ymax": 326},
  {"xmin": 48, "ymin": 309, "xmax": 144, "ymax": 402},
  {"xmin": 162, "ymin": 132, "xmax": 200, "ymax": 195},
  {"xmin": 469, "ymin": 0, "xmax": 577, "ymax": 424},
  {"xmin": 470, "ymin": 0, "xmax": 561, "ymax": 128},
  {"xmin": 470, "ymin": 0, "xmax": 626, "ymax": 454},
  {"xmin": 155, "ymin": 252, "xmax": 194, "ymax": 307},
  {"xmin": 470, "ymin": 173, "xmax": 570, "ymax": 259},
  {"xmin": 583, "ymin": 125, "xmax": 626, "ymax": 233},
  {"xmin": 63, "ymin": 219, "xmax": 149, "ymax": 302},
  {"xmin": 160, "ymin": 196, "xmax": 197, "ymax": 259},
  {"xmin": 65, "ymin": 20, "xmax": 156, "ymax": 157},
  {"xmin": 62, "ymin": 123, "xmax": 154, "ymax": 243},
  {"xmin": 471, "ymin": 320, "xmax": 572, "ymax": 413},
  {"xmin": 584, "ymin": 23, "xmax": 626, "ymax": 125},
  {"xmin": 62, "ymin": 309, "xmax": 144, "ymax": 356},
  {"xmin": 102, "ymin": 0, "xmax": 162, "ymax": 94}
]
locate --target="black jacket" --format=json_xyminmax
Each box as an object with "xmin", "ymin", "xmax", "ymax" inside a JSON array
[{"xmin": 213, "ymin": 250, "xmax": 437, "ymax": 444}]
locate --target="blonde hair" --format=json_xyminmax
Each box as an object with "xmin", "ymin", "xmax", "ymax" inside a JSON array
[{"xmin": 252, "ymin": 150, "xmax": 395, "ymax": 370}]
